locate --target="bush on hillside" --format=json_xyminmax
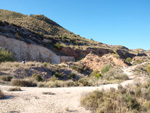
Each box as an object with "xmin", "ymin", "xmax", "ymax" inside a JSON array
[
  {"xmin": 146, "ymin": 65, "xmax": 150, "ymax": 75},
  {"xmin": 101, "ymin": 64, "xmax": 111, "ymax": 74},
  {"xmin": 103, "ymin": 68, "xmax": 129, "ymax": 81},
  {"xmin": 43, "ymin": 62, "xmax": 50, "ymax": 67},
  {"xmin": 62, "ymin": 35, "xmax": 67, "ymax": 39},
  {"xmin": 71, "ymin": 64, "xmax": 88, "ymax": 73},
  {"xmin": 0, "ymin": 75, "xmax": 13, "ymax": 81},
  {"xmin": 90, "ymin": 70, "xmax": 102, "ymax": 79},
  {"xmin": 53, "ymin": 43, "xmax": 62, "ymax": 49},
  {"xmin": 48, "ymin": 75, "xmax": 59, "ymax": 81},
  {"xmin": 126, "ymin": 57, "xmax": 132, "ymax": 63},
  {"xmin": 0, "ymin": 48, "xmax": 14, "ymax": 62},
  {"xmin": 32, "ymin": 73, "xmax": 43, "ymax": 82}
]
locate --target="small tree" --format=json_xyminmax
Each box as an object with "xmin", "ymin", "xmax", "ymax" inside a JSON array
[{"xmin": 91, "ymin": 38, "xmax": 94, "ymax": 41}]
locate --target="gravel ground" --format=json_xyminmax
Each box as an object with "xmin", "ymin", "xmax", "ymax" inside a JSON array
[{"xmin": 0, "ymin": 64, "xmax": 146, "ymax": 113}]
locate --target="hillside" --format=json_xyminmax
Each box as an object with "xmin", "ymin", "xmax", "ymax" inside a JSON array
[
  {"xmin": 0, "ymin": 9, "xmax": 148, "ymax": 62},
  {"xmin": 0, "ymin": 9, "xmax": 108, "ymax": 49}
]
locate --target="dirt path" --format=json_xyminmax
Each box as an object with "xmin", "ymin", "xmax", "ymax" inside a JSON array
[{"xmin": 0, "ymin": 64, "xmax": 146, "ymax": 113}]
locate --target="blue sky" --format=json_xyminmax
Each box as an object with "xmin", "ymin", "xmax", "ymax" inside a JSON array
[{"xmin": 1, "ymin": 0, "xmax": 150, "ymax": 50}]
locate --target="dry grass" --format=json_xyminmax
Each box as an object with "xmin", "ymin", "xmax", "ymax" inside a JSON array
[
  {"xmin": 81, "ymin": 80, "xmax": 150, "ymax": 113},
  {"xmin": 11, "ymin": 79, "xmax": 36, "ymax": 87},
  {"xmin": 0, "ymin": 75, "xmax": 13, "ymax": 81}
]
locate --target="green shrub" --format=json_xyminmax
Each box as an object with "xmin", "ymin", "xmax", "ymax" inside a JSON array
[
  {"xmin": 62, "ymin": 36, "xmax": 67, "ymax": 39},
  {"xmin": 103, "ymin": 68, "xmax": 128, "ymax": 81},
  {"xmin": 54, "ymin": 72, "xmax": 65, "ymax": 79},
  {"xmin": 71, "ymin": 64, "xmax": 88, "ymax": 73},
  {"xmin": 126, "ymin": 57, "xmax": 132, "ymax": 63},
  {"xmin": 90, "ymin": 70, "xmax": 102, "ymax": 79},
  {"xmin": 115, "ymin": 73, "xmax": 129, "ymax": 80},
  {"xmin": 146, "ymin": 65, "xmax": 150, "ymax": 75},
  {"xmin": 11, "ymin": 79, "xmax": 36, "ymax": 87},
  {"xmin": 32, "ymin": 73, "xmax": 43, "ymax": 82},
  {"xmin": 78, "ymin": 78, "xmax": 90, "ymax": 86},
  {"xmin": 69, "ymin": 73, "xmax": 76, "ymax": 80},
  {"xmin": 0, "ymin": 89, "xmax": 4, "ymax": 99},
  {"xmin": 81, "ymin": 87, "xmax": 140, "ymax": 113},
  {"xmin": 0, "ymin": 76, "xmax": 13, "ymax": 81},
  {"xmin": 0, "ymin": 48, "xmax": 14, "ymax": 62},
  {"xmin": 43, "ymin": 62, "xmax": 50, "ymax": 67},
  {"xmin": 101, "ymin": 64, "xmax": 111, "ymax": 74},
  {"xmin": 53, "ymin": 43, "xmax": 62, "ymax": 49}
]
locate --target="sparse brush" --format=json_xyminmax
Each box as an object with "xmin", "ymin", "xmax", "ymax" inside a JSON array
[
  {"xmin": 101, "ymin": 64, "xmax": 111, "ymax": 74},
  {"xmin": 8, "ymin": 87, "xmax": 21, "ymax": 91},
  {"xmin": 80, "ymin": 82, "xmax": 150, "ymax": 113},
  {"xmin": 0, "ymin": 75, "xmax": 13, "ymax": 81},
  {"xmin": 32, "ymin": 73, "xmax": 43, "ymax": 82},
  {"xmin": 11, "ymin": 79, "xmax": 36, "ymax": 87},
  {"xmin": 43, "ymin": 62, "xmax": 50, "ymax": 67},
  {"xmin": 0, "ymin": 47, "xmax": 14, "ymax": 62}
]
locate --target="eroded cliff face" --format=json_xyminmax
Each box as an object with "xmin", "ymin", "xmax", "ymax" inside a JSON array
[{"xmin": 0, "ymin": 35, "xmax": 75, "ymax": 64}]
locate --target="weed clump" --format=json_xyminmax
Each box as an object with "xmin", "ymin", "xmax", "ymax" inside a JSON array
[
  {"xmin": 126, "ymin": 57, "xmax": 132, "ymax": 63},
  {"xmin": 80, "ymin": 82, "xmax": 150, "ymax": 113},
  {"xmin": 32, "ymin": 73, "xmax": 43, "ymax": 82},
  {"xmin": 0, "ymin": 48, "xmax": 14, "ymax": 62},
  {"xmin": 101, "ymin": 64, "xmax": 111, "ymax": 74},
  {"xmin": 146, "ymin": 65, "xmax": 150, "ymax": 75},
  {"xmin": 90, "ymin": 70, "xmax": 102, "ymax": 79},
  {"xmin": 11, "ymin": 79, "xmax": 36, "ymax": 87},
  {"xmin": 0, "ymin": 76, "xmax": 13, "ymax": 81}
]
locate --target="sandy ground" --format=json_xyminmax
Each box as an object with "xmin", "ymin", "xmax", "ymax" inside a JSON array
[{"xmin": 0, "ymin": 64, "xmax": 146, "ymax": 113}]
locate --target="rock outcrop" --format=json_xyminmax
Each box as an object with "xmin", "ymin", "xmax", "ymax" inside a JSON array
[
  {"xmin": 80, "ymin": 53, "xmax": 128, "ymax": 72},
  {"xmin": 0, "ymin": 35, "xmax": 75, "ymax": 64}
]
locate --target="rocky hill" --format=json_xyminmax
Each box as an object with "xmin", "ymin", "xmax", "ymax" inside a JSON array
[{"xmin": 0, "ymin": 9, "xmax": 148, "ymax": 63}]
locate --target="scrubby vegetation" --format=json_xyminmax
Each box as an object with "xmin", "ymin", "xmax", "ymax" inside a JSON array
[
  {"xmin": 81, "ymin": 80, "xmax": 150, "ymax": 113},
  {"xmin": 126, "ymin": 57, "xmax": 132, "ymax": 63},
  {"xmin": 8, "ymin": 87, "xmax": 21, "ymax": 91},
  {"xmin": 0, "ymin": 48, "xmax": 14, "ymax": 62},
  {"xmin": 134, "ymin": 62, "xmax": 150, "ymax": 75},
  {"xmin": 103, "ymin": 68, "xmax": 129, "ymax": 81},
  {"xmin": 90, "ymin": 70, "xmax": 102, "ymax": 79},
  {"xmin": 32, "ymin": 73, "xmax": 43, "ymax": 82},
  {"xmin": 146, "ymin": 65, "xmax": 150, "ymax": 75},
  {"xmin": 101, "ymin": 64, "xmax": 111, "ymax": 74},
  {"xmin": 11, "ymin": 79, "xmax": 36, "ymax": 87},
  {"xmin": 0, "ymin": 75, "xmax": 13, "ymax": 81}
]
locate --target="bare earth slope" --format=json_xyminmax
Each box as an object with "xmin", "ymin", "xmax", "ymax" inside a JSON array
[{"xmin": 0, "ymin": 63, "xmax": 148, "ymax": 113}]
